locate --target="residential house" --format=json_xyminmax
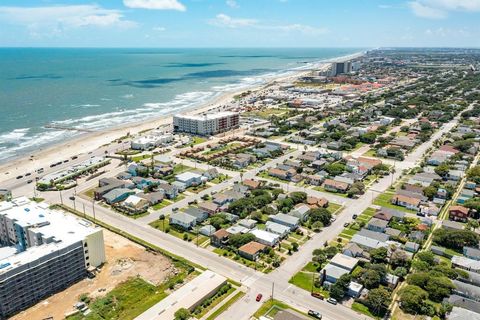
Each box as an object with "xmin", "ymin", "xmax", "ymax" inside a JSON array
[
  {"xmin": 203, "ymin": 168, "xmax": 219, "ymax": 180},
  {"xmin": 103, "ymin": 188, "xmax": 135, "ymax": 204},
  {"xmin": 404, "ymin": 241, "xmax": 420, "ymax": 253},
  {"xmin": 243, "ymin": 179, "xmax": 261, "ymax": 190},
  {"xmin": 172, "ymin": 181, "xmax": 187, "ymax": 193},
  {"xmin": 343, "ymin": 242, "xmax": 369, "ymax": 259},
  {"xmin": 289, "ymin": 204, "xmax": 310, "ymax": 222},
  {"xmin": 464, "ymin": 247, "xmax": 480, "ymax": 261},
  {"xmin": 198, "ymin": 201, "xmax": 219, "ymax": 215},
  {"xmin": 449, "ymin": 206, "xmax": 470, "ymax": 222},
  {"xmin": 158, "ymin": 183, "xmax": 178, "ymax": 199},
  {"xmin": 265, "ymin": 221, "xmax": 290, "ymax": 238},
  {"xmin": 169, "ymin": 212, "xmax": 196, "ymax": 230},
  {"xmin": 391, "ymin": 194, "xmax": 421, "ymax": 210},
  {"xmin": 210, "ymin": 229, "xmax": 230, "ymax": 247},
  {"xmin": 239, "ymin": 219, "xmax": 257, "ymax": 229},
  {"xmin": 350, "ymin": 234, "xmax": 388, "ymax": 250},
  {"xmin": 249, "ymin": 229, "xmax": 280, "ymax": 247},
  {"xmin": 268, "ymin": 168, "xmax": 290, "ymax": 180},
  {"xmin": 238, "ymin": 241, "xmax": 266, "ymax": 261},
  {"xmin": 199, "ymin": 225, "xmax": 216, "ymax": 236},
  {"xmin": 367, "ymin": 218, "xmax": 389, "ymax": 233},
  {"xmin": 348, "ymin": 282, "xmax": 364, "ymax": 298},
  {"xmin": 322, "ymin": 179, "xmax": 349, "ymax": 193},
  {"xmin": 452, "ymin": 256, "xmax": 480, "ymax": 273},
  {"xmin": 184, "ymin": 207, "xmax": 209, "ymax": 223},
  {"xmin": 358, "ymin": 229, "xmax": 390, "ymax": 242},
  {"xmin": 448, "ymin": 170, "xmax": 464, "ymax": 181},
  {"xmin": 137, "ymin": 191, "xmax": 164, "ymax": 205},
  {"xmin": 175, "ymin": 172, "xmax": 204, "ymax": 187},
  {"xmin": 306, "ymin": 175, "xmax": 324, "ymax": 186},
  {"xmin": 269, "ymin": 213, "xmax": 300, "ymax": 230},
  {"xmin": 122, "ymin": 195, "xmax": 149, "ymax": 213}
]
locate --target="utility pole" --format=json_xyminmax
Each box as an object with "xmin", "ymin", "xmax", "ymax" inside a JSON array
[
  {"xmin": 83, "ymin": 203, "xmax": 86, "ymax": 218},
  {"xmin": 92, "ymin": 200, "xmax": 96, "ymax": 225},
  {"xmin": 59, "ymin": 190, "xmax": 63, "ymax": 205},
  {"xmin": 73, "ymin": 198, "xmax": 76, "ymax": 211},
  {"xmin": 271, "ymin": 282, "xmax": 275, "ymax": 301}
]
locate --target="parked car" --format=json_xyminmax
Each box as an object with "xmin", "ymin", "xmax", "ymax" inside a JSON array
[
  {"xmin": 308, "ymin": 310, "xmax": 322, "ymax": 319},
  {"xmin": 25, "ymin": 172, "xmax": 31, "ymax": 176},
  {"xmin": 311, "ymin": 292, "xmax": 324, "ymax": 300},
  {"xmin": 327, "ymin": 298, "xmax": 337, "ymax": 305},
  {"xmin": 69, "ymin": 196, "xmax": 75, "ymax": 201},
  {"xmin": 343, "ymin": 222, "xmax": 349, "ymax": 227},
  {"xmin": 256, "ymin": 293, "xmax": 263, "ymax": 302},
  {"xmin": 16, "ymin": 175, "xmax": 23, "ymax": 179},
  {"xmin": 27, "ymin": 179, "xmax": 33, "ymax": 184},
  {"xmin": 71, "ymin": 156, "xmax": 78, "ymax": 160},
  {"xmin": 352, "ymin": 214, "xmax": 358, "ymax": 219}
]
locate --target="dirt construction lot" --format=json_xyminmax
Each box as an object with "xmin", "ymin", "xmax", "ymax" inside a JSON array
[{"xmin": 11, "ymin": 229, "xmax": 174, "ymax": 320}]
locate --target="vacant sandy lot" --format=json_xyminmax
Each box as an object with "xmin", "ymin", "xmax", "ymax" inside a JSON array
[{"xmin": 12, "ymin": 229, "xmax": 174, "ymax": 320}]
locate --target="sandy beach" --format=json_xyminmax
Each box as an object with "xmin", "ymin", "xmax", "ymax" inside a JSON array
[{"xmin": 0, "ymin": 51, "xmax": 364, "ymax": 183}]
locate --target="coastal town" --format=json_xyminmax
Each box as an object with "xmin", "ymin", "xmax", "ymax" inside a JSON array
[{"xmin": 2, "ymin": 47, "xmax": 480, "ymax": 320}]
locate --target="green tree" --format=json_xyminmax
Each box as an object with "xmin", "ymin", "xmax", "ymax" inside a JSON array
[
  {"xmin": 434, "ymin": 164, "xmax": 450, "ymax": 177},
  {"xmin": 422, "ymin": 185, "xmax": 438, "ymax": 200},
  {"xmin": 425, "ymin": 276, "xmax": 454, "ymax": 302},
  {"xmin": 229, "ymin": 233, "xmax": 255, "ymax": 248},
  {"xmin": 174, "ymin": 308, "xmax": 191, "ymax": 320},
  {"xmin": 365, "ymin": 286, "xmax": 392, "ymax": 316},
  {"xmin": 330, "ymin": 274, "xmax": 351, "ymax": 300},
  {"xmin": 309, "ymin": 208, "xmax": 332, "ymax": 226},
  {"xmin": 370, "ymin": 247, "xmax": 388, "ymax": 264},
  {"xmin": 311, "ymin": 221, "xmax": 324, "ymax": 232},
  {"xmin": 325, "ymin": 163, "xmax": 346, "ymax": 176},
  {"xmin": 399, "ymin": 285, "xmax": 428, "ymax": 314},
  {"xmin": 433, "ymin": 229, "xmax": 479, "ymax": 250},
  {"xmin": 361, "ymin": 269, "xmax": 382, "ymax": 289},
  {"xmin": 289, "ymin": 191, "xmax": 307, "ymax": 204}
]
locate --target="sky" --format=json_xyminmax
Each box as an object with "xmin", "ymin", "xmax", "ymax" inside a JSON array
[{"xmin": 0, "ymin": 0, "xmax": 479, "ymax": 47}]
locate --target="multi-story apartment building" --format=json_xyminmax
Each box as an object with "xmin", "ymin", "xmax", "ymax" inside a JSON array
[
  {"xmin": 173, "ymin": 112, "xmax": 240, "ymax": 136},
  {"xmin": 0, "ymin": 197, "xmax": 105, "ymax": 319}
]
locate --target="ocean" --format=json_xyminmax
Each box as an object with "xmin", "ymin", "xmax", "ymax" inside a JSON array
[{"xmin": 0, "ymin": 47, "xmax": 363, "ymax": 162}]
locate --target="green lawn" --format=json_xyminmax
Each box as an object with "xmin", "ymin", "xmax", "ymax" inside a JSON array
[
  {"xmin": 302, "ymin": 262, "xmax": 321, "ymax": 273},
  {"xmin": 352, "ymin": 302, "xmax": 377, "ymax": 319},
  {"xmin": 253, "ymin": 299, "xmax": 315, "ymax": 319},
  {"xmin": 149, "ymin": 218, "xmax": 208, "ymax": 244},
  {"xmin": 66, "ymin": 277, "xmax": 168, "ymax": 320},
  {"xmin": 192, "ymin": 136, "xmax": 207, "ymax": 146},
  {"xmin": 327, "ymin": 203, "xmax": 343, "ymax": 215},
  {"xmin": 210, "ymin": 174, "xmax": 230, "ymax": 184},
  {"xmin": 173, "ymin": 164, "xmax": 196, "ymax": 174},
  {"xmin": 362, "ymin": 149, "xmax": 377, "ymax": 157},
  {"xmin": 373, "ymin": 191, "xmax": 417, "ymax": 213},
  {"xmin": 206, "ymin": 291, "xmax": 246, "ymax": 320},
  {"xmin": 193, "ymin": 284, "xmax": 236, "ymax": 319},
  {"xmin": 151, "ymin": 199, "xmax": 173, "ymax": 210},
  {"xmin": 289, "ymin": 271, "xmax": 328, "ymax": 295}
]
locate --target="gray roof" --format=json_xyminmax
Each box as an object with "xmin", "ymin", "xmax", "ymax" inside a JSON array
[
  {"xmin": 184, "ymin": 207, "xmax": 209, "ymax": 220},
  {"xmin": 368, "ymin": 218, "xmax": 389, "ymax": 229},
  {"xmin": 405, "ymin": 241, "xmax": 420, "ymax": 251},
  {"xmin": 447, "ymin": 295, "xmax": 480, "ymax": 315},
  {"xmin": 465, "ymin": 247, "xmax": 480, "ymax": 259},
  {"xmin": 170, "ymin": 212, "xmax": 196, "ymax": 224},
  {"xmin": 385, "ymin": 228, "xmax": 402, "ymax": 237},
  {"xmin": 103, "ymin": 188, "xmax": 133, "ymax": 201},
  {"xmin": 270, "ymin": 213, "xmax": 300, "ymax": 226},
  {"xmin": 448, "ymin": 307, "xmax": 480, "ymax": 320},
  {"xmin": 265, "ymin": 221, "xmax": 290, "ymax": 234},
  {"xmin": 453, "ymin": 280, "xmax": 480, "ymax": 300},
  {"xmin": 358, "ymin": 228, "xmax": 389, "ymax": 242},
  {"xmin": 350, "ymin": 234, "xmax": 388, "ymax": 250}
]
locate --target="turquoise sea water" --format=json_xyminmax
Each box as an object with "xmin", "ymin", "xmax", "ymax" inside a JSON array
[{"xmin": 0, "ymin": 48, "xmax": 362, "ymax": 161}]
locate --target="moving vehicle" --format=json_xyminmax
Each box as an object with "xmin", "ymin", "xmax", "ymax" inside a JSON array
[
  {"xmin": 308, "ymin": 310, "xmax": 322, "ymax": 319},
  {"xmin": 327, "ymin": 298, "xmax": 338, "ymax": 305},
  {"xmin": 27, "ymin": 179, "xmax": 33, "ymax": 184},
  {"xmin": 69, "ymin": 196, "xmax": 75, "ymax": 201},
  {"xmin": 16, "ymin": 175, "xmax": 23, "ymax": 179},
  {"xmin": 71, "ymin": 156, "xmax": 78, "ymax": 160},
  {"xmin": 256, "ymin": 293, "xmax": 263, "ymax": 302},
  {"xmin": 25, "ymin": 172, "xmax": 31, "ymax": 176}
]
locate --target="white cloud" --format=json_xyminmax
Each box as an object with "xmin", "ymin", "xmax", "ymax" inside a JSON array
[
  {"xmin": 0, "ymin": 5, "xmax": 136, "ymax": 31},
  {"xmin": 408, "ymin": 0, "xmax": 480, "ymax": 19},
  {"xmin": 153, "ymin": 26, "xmax": 166, "ymax": 31},
  {"xmin": 226, "ymin": 0, "xmax": 239, "ymax": 8},
  {"xmin": 209, "ymin": 13, "xmax": 327, "ymax": 35},
  {"xmin": 123, "ymin": 0, "xmax": 186, "ymax": 11},
  {"xmin": 209, "ymin": 14, "xmax": 257, "ymax": 28}
]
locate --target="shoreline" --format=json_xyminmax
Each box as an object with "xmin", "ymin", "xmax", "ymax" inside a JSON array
[{"xmin": 0, "ymin": 50, "xmax": 366, "ymax": 181}]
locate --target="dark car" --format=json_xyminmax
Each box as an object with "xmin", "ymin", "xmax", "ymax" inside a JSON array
[
  {"xmin": 71, "ymin": 156, "xmax": 78, "ymax": 160},
  {"xmin": 16, "ymin": 175, "xmax": 23, "ymax": 179},
  {"xmin": 256, "ymin": 294, "xmax": 263, "ymax": 302},
  {"xmin": 69, "ymin": 196, "xmax": 75, "ymax": 201},
  {"xmin": 50, "ymin": 164, "xmax": 56, "ymax": 168},
  {"xmin": 343, "ymin": 222, "xmax": 349, "ymax": 227},
  {"xmin": 352, "ymin": 214, "xmax": 358, "ymax": 219},
  {"xmin": 25, "ymin": 172, "xmax": 31, "ymax": 176},
  {"xmin": 308, "ymin": 310, "xmax": 322, "ymax": 319},
  {"xmin": 27, "ymin": 179, "xmax": 33, "ymax": 184},
  {"xmin": 64, "ymin": 159, "xmax": 69, "ymax": 163}
]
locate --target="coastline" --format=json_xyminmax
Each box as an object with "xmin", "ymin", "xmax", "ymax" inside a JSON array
[{"xmin": 0, "ymin": 50, "xmax": 365, "ymax": 182}]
